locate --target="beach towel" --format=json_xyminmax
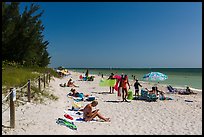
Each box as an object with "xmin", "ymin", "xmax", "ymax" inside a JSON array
[
  {"xmin": 114, "ymin": 80, "xmax": 119, "ymax": 91},
  {"xmin": 64, "ymin": 110, "xmax": 98, "ymax": 123},
  {"xmin": 75, "ymin": 117, "xmax": 99, "ymax": 123},
  {"xmin": 159, "ymin": 96, "xmax": 173, "ymax": 100},
  {"xmin": 56, "ymin": 118, "xmax": 77, "ymax": 130},
  {"xmin": 146, "ymin": 94, "xmax": 158, "ymax": 102},
  {"xmin": 99, "ymin": 79, "xmax": 116, "ymax": 87},
  {"xmin": 72, "ymin": 96, "xmax": 83, "ymax": 102}
]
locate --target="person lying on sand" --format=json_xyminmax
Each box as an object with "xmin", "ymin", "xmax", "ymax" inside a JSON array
[
  {"xmin": 155, "ymin": 86, "xmax": 163, "ymax": 96},
  {"xmin": 178, "ymin": 86, "xmax": 197, "ymax": 95},
  {"xmin": 83, "ymin": 100, "xmax": 110, "ymax": 122},
  {"xmin": 69, "ymin": 88, "xmax": 89, "ymax": 98},
  {"xmin": 156, "ymin": 87, "xmax": 172, "ymax": 100}
]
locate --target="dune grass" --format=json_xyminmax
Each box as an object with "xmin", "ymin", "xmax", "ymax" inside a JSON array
[{"xmin": 2, "ymin": 63, "xmax": 60, "ymax": 103}]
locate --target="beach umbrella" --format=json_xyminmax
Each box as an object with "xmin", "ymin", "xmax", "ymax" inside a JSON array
[{"xmin": 143, "ymin": 72, "xmax": 168, "ymax": 81}]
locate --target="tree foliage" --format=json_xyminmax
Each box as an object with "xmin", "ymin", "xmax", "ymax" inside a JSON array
[{"xmin": 2, "ymin": 2, "xmax": 51, "ymax": 67}]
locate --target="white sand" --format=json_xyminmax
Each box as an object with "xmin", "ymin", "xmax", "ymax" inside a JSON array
[{"xmin": 2, "ymin": 70, "xmax": 202, "ymax": 135}]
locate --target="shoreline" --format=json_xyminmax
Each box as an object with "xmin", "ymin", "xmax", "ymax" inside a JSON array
[
  {"xmin": 67, "ymin": 68, "xmax": 202, "ymax": 91},
  {"xmin": 2, "ymin": 70, "xmax": 202, "ymax": 135},
  {"xmin": 70, "ymin": 70, "xmax": 202, "ymax": 92}
]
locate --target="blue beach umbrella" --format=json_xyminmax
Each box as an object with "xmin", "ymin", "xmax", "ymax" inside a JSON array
[{"xmin": 143, "ymin": 72, "xmax": 168, "ymax": 81}]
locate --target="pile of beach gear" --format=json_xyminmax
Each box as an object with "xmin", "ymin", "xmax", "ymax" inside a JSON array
[
  {"xmin": 139, "ymin": 89, "xmax": 158, "ymax": 102},
  {"xmin": 79, "ymin": 75, "xmax": 95, "ymax": 81}
]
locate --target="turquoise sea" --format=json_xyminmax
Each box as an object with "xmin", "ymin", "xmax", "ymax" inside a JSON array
[{"xmin": 68, "ymin": 68, "xmax": 202, "ymax": 91}]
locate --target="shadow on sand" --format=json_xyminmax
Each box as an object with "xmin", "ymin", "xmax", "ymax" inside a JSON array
[
  {"xmin": 2, "ymin": 124, "xmax": 12, "ymax": 129},
  {"xmin": 91, "ymin": 91, "xmax": 111, "ymax": 95},
  {"xmin": 104, "ymin": 100, "xmax": 131, "ymax": 103}
]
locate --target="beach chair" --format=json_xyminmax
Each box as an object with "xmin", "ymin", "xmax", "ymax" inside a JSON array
[
  {"xmin": 139, "ymin": 89, "xmax": 148, "ymax": 100},
  {"xmin": 166, "ymin": 85, "xmax": 177, "ymax": 94}
]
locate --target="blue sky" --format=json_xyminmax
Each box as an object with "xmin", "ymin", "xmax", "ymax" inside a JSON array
[{"xmin": 20, "ymin": 2, "xmax": 202, "ymax": 68}]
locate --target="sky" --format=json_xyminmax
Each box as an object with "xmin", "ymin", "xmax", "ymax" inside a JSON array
[{"xmin": 19, "ymin": 2, "xmax": 202, "ymax": 68}]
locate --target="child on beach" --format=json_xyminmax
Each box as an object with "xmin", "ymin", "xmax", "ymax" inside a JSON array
[{"xmin": 134, "ymin": 79, "xmax": 142, "ymax": 97}]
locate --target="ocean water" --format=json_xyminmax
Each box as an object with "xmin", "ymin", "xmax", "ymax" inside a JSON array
[{"xmin": 68, "ymin": 68, "xmax": 202, "ymax": 91}]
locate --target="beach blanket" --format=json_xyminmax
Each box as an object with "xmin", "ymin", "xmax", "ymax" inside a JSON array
[
  {"xmin": 72, "ymin": 96, "xmax": 83, "ymax": 102},
  {"xmin": 63, "ymin": 110, "xmax": 98, "ymax": 123}
]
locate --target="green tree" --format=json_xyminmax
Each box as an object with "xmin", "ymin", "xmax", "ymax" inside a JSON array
[{"xmin": 2, "ymin": 2, "xmax": 51, "ymax": 67}]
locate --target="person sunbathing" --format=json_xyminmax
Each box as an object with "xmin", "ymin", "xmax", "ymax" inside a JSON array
[
  {"xmin": 178, "ymin": 86, "xmax": 197, "ymax": 95},
  {"xmin": 67, "ymin": 78, "xmax": 79, "ymax": 87},
  {"xmin": 145, "ymin": 87, "xmax": 156, "ymax": 94},
  {"xmin": 83, "ymin": 100, "xmax": 110, "ymax": 122},
  {"xmin": 155, "ymin": 86, "xmax": 163, "ymax": 96},
  {"xmin": 156, "ymin": 88, "xmax": 166, "ymax": 99},
  {"xmin": 69, "ymin": 88, "xmax": 89, "ymax": 98}
]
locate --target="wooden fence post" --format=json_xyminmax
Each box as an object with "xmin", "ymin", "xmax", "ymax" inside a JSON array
[
  {"xmin": 46, "ymin": 73, "xmax": 48, "ymax": 84},
  {"xmin": 49, "ymin": 73, "xmax": 50, "ymax": 83},
  {"xmin": 38, "ymin": 76, "xmax": 41, "ymax": 92},
  {"xmin": 10, "ymin": 88, "xmax": 15, "ymax": 128},
  {"xmin": 44, "ymin": 74, "xmax": 46, "ymax": 88},
  {"xmin": 27, "ymin": 80, "xmax": 31, "ymax": 102}
]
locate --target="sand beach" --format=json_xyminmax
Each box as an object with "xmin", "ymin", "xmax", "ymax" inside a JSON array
[{"xmin": 2, "ymin": 70, "xmax": 202, "ymax": 135}]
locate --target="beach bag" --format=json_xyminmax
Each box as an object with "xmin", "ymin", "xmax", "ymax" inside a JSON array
[
  {"xmin": 76, "ymin": 93, "xmax": 84, "ymax": 98},
  {"xmin": 86, "ymin": 96, "xmax": 95, "ymax": 101},
  {"xmin": 140, "ymin": 89, "xmax": 148, "ymax": 100},
  {"xmin": 127, "ymin": 89, "xmax": 133, "ymax": 100},
  {"xmin": 83, "ymin": 77, "xmax": 87, "ymax": 81},
  {"xmin": 79, "ymin": 75, "xmax": 83, "ymax": 80}
]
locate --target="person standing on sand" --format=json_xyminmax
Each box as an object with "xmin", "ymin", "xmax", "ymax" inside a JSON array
[
  {"xmin": 108, "ymin": 73, "xmax": 115, "ymax": 94},
  {"xmin": 121, "ymin": 74, "xmax": 130, "ymax": 102},
  {"xmin": 134, "ymin": 79, "xmax": 142, "ymax": 97},
  {"xmin": 83, "ymin": 100, "xmax": 110, "ymax": 122},
  {"xmin": 85, "ymin": 69, "xmax": 89, "ymax": 78}
]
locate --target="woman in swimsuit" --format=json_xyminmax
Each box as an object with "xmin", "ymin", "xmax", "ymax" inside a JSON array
[
  {"xmin": 121, "ymin": 75, "xmax": 130, "ymax": 102},
  {"xmin": 83, "ymin": 101, "xmax": 110, "ymax": 122}
]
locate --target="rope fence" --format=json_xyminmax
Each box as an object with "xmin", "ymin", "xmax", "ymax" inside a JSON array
[{"xmin": 2, "ymin": 72, "xmax": 51, "ymax": 128}]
